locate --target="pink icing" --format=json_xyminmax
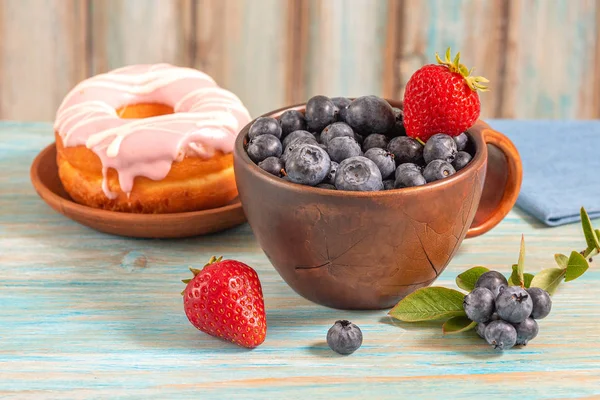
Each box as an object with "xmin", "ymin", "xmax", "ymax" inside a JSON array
[{"xmin": 54, "ymin": 64, "xmax": 251, "ymax": 199}]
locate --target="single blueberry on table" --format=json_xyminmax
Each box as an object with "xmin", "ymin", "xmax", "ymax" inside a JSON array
[
  {"xmin": 387, "ymin": 136, "xmax": 424, "ymax": 165},
  {"xmin": 422, "ymin": 160, "xmax": 456, "ymax": 183},
  {"xmin": 335, "ymin": 156, "xmax": 384, "ymax": 192},
  {"xmin": 454, "ymin": 132, "xmax": 469, "ymax": 151},
  {"xmin": 248, "ymin": 117, "xmax": 282, "ymax": 140},
  {"xmin": 285, "ymin": 144, "xmax": 331, "ymax": 186},
  {"xmin": 383, "ymin": 179, "xmax": 395, "ymax": 190},
  {"xmin": 282, "ymin": 129, "xmax": 315, "ymax": 149},
  {"xmin": 394, "ymin": 163, "xmax": 422, "ymax": 181},
  {"xmin": 475, "ymin": 271, "xmax": 508, "ymax": 298},
  {"xmin": 452, "ymin": 151, "xmax": 472, "ymax": 171},
  {"xmin": 331, "ymin": 97, "xmax": 351, "ymax": 123},
  {"xmin": 257, "ymin": 156, "xmax": 285, "ymax": 177},
  {"xmin": 513, "ymin": 318, "xmax": 539, "ymax": 346},
  {"xmin": 495, "ymin": 286, "xmax": 533, "ymax": 324},
  {"xmin": 362, "ymin": 134, "xmax": 389, "ymax": 152},
  {"xmin": 527, "ymin": 287, "xmax": 552, "ymax": 319},
  {"xmin": 305, "ymin": 95, "xmax": 338, "ymax": 133},
  {"xmin": 324, "ymin": 161, "xmax": 339, "ymax": 185},
  {"xmin": 484, "ymin": 320, "xmax": 517, "ymax": 351},
  {"xmin": 463, "ymin": 287, "xmax": 495, "ymax": 323},
  {"xmin": 327, "ymin": 136, "xmax": 363, "ymax": 163},
  {"xmin": 364, "ymin": 148, "xmax": 396, "ymax": 179},
  {"xmin": 321, "ymin": 122, "xmax": 355, "ymax": 145},
  {"xmin": 476, "ymin": 322, "xmax": 487, "ymax": 339},
  {"xmin": 279, "ymin": 110, "xmax": 306, "ymax": 138},
  {"xmin": 423, "ymin": 133, "xmax": 457, "ymax": 164},
  {"xmin": 394, "ymin": 170, "xmax": 426, "ymax": 189},
  {"xmin": 316, "ymin": 183, "xmax": 337, "ymax": 190},
  {"xmin": 387, "ymin": 107, "xmax": 406, "ymax": 137},
  {"xmin": 326, "ymin": 320, "xmax": 363, "ymax": 355},
  {"xmin": 281, "ymin": 136, "xmax": 319, "ymax": 164},
  {"xmin": 247, "ymin": 134, "xmax": 282, "ymax": 163},
  {"xmin": 345, "ymin": 95, "xmax": 396, "ymax": 135}
]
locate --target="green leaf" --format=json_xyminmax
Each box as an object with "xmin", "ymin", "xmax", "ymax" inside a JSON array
[
  {"xmin": 389, "ymin": 287, "xmax": 466, "ymax": 322},
  {"xmin": 516, "ymin": 235, "xmax": 526, "ymax": 286},
  {"xmin": 580, "ymin": 207, "xmax": 600, "ymax": 251},
  {"xmin": 523, "ymin": 273, "xmax": 535, "ymax": 288},
  {"xmin": 442, "ymin": 316, "xmax": 477, "ymax": 334},
  {"xmin": 456, "ymin": 266, "xmax": 489, "ymax": 291},
  {"xmin": 530, "ymin": 268, "xmax": 566, "ymax": 295},
  {"xmin": 554, "ymin": 253, "xmax": 569, "ymax": 269},
  {"xmin": 507, "ymin": 264, "xmax": 534, "ymax": 288},
  {"xmin": 565, "ymin": 250, "xmax": 589, "ymax": 282}
]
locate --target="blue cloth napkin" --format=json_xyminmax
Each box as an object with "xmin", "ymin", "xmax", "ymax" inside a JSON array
[{"xmin": 487, "ymin": 120, "xmax": 600, "ymax": 226}]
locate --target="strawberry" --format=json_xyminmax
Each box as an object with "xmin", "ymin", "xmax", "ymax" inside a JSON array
[
  {"xmin": 182, "ymin": 256, "xmax": 267, "ymax": 349},
  {"xmin": 403, "ymin": 48, "xmax": 489, "ymax": 141}
]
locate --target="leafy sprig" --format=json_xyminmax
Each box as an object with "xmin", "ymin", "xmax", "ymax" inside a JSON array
[{"xmin": 388, "ymin": 207, "xmax": 597, "ymax": 334}]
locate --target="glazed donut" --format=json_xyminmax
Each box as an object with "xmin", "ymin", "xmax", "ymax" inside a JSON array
[{"xmin": 54, "ymin": 64, "xmax": 251, "ymax": 213}]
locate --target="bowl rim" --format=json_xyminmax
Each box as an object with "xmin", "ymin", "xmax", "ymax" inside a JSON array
[{"xmin": 233, "ymin": 99, "xmax": 488, "ymax": 198}]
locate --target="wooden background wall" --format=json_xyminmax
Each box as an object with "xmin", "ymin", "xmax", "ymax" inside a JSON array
[{"xmin": 0, "ymin": 0, "xmax": 598, "ymax": 122}]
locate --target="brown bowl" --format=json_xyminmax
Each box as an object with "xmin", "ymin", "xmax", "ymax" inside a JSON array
[
  {"xmin": 233, "ymin": 100, "xmax": 522, "ymax": 310},
  {"xmin": 30, "ymin": 144, "xmax": 247, "ymax": 238}
]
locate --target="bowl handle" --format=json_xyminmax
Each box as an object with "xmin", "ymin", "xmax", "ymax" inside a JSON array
[{"xmin": 466, "ymin": 126, "xmax": 523, "ymax": 238}]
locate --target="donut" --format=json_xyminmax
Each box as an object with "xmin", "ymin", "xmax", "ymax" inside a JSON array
[{"xmin": 54, "ymin": 64, "xmax": 251, "ymax": 213}]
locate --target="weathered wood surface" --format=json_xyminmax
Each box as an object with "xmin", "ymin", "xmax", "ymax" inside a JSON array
[
  {"xmin": 1, "ymin": 123, "xmax": 599, "ymax": 399},
  {"xmin": 1, "ymin": 0, "xmax": 599, "ymax": 121}
]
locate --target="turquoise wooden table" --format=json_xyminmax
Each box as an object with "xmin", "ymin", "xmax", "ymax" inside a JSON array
[{"xmin": 1, "ymin": 122, "xmax": 599, "ymax": 399}]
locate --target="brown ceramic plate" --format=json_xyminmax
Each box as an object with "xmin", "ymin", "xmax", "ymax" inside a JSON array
[{"xmin": 30, "ymin": 143, "xmax": 246, "ymax": 238}]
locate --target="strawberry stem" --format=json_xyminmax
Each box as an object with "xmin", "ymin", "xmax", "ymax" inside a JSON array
[{"xmin": 435, "ymin": 47, "xmax": 489, "ymax": 92}]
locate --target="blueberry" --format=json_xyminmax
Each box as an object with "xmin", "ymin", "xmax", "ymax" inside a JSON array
[
  {"xmin": 475, "ymin": 271, "xmax": 508, "ymax": 298},
  {"xmin": 484, "ymin": 320, "xmax": 517, "ymax": 351},
  {"xmin": 282, "ymin": 130, "xmax": 315, "ymax": 149},
  {"xmin": 513, "ymin": 318, "xmax": 539, "ymax": 346},
  {"xmin": 394, "ymin": 170, "xmax": 426, "ymax": 189},
  {"xmin": 286, "ymin": 144, "xmax": 331, "ymax": 186},
  {"xmin": 321, "ymin": 122, "xmax": 355, "ymax": 145},
  {"xmin": 247, "ymin": 134, "xmax": 282, "ymax": 163},
  {"xmin": 327, "ymin": 136, "xmax": 362, "ymax": 163},
  {"xmin": 452, "ymin": 151, "xmax": 472, "ymax": 171},
  {"xmin": 331, "ymin": 97, "xmax": 351, "ymax": 123},
  {"xmin": 495, "ymin": 286, "xmax": 533, "ymax": 324},
  {"xmin": 362, "ymin": 134, "xmax": 389, "ymax": 152},
  {"xmin": 281, "ymin": 136, "xmax": 319, "ymax": 164},
  {"xmin": 463, "ymin": 287, "xmax": 495, "ymax": 323},
  {"xmin": 326, "ymin": 320, "xmax": 363, "ymax": 355},
  {"xmin": 527, "ymin": 287, "xmax": 552, "ymax": 319},
  {"xmin": 279, "ymin": 110, "xmax": 306, "ymax": 138},
  {"xmin": 394, "ymin": 163, "xmax": 422, "ymax": 181},
  {"xmin": 317, "ymin": 183, "xmax": 337, "ymax": 190},
  {"xmin": 257, "ymin": 156, "xmax": 284, "ymax": 177},
  {"xmin": 423, "ymin": 134, "xmax": 457, "ymax": 164},
  {"xmin": 387, "ymin": 136, "xmax": 424, "ymax": 165},
  {"xmin": 475, "ymin": 271, "xmax": 508, "ymax": 297},
  {"xmin": 387, "ymin": 107, "xmax": 406, "ymax": 137},
  {"xmin": 383, "ymin": 179, "xmax": 395, "ymax": 190},
  {"xmin": 305, "ymin": 95, "xmax": 338, "ymax": 133},
  {"xmin": 364, "ymin": 148, "xmax": 395, "ymax": 179},
  {"xmin": 353, "ymin": 132, "xmax": 364, "ymax": 145},
  {"xmin": 490, "ymin": 312, "xmax": 500, "ymax": 321},
  {"xmin": 335, "ymin": 156, "xmax": 384, "ymax": 191},
  {"xmin": 345, "ymin": 95, "xmax": 395, "ymax": 135},
  {"xmin": 454, "ymin": 132, "xmax": 469, "ymax": 151},
  {"xmin": 248, "ymin": 117, "xmax": 282, "ymax": 140},
  {"xmin": 476, "ymin": 322, "xmax": 487, "ymax": 339},
  {"xmin": 422, "ymin": 160, "xmax": 456, "ymax": 183},
  {"xmin": 324, "ymin": 161, "xmax": 339, "ymax": 185}
]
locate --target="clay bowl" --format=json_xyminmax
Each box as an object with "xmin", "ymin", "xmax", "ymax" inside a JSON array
[
  {"xmin": 30, "ymin": 143, "xmax": 246, "ymax": 239},
  {"xmin": 233, "ymin": 100, "xmax": 522, "ymax": 310}
]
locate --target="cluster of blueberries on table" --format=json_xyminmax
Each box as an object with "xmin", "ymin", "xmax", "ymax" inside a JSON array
[
  {"xmin": 464, "ymin": 271, "xmax": 553, "ymax": 350},
  {"xmin": 245, "ymin": 95, "xmax": 474, "ymax": 191}
]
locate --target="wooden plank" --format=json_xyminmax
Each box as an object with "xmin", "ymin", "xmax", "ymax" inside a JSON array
[
  {"xmin": 501, "ymin": 0, "xmax": 597, "ymax": 119},
  {"xmin": 89, "ymin": 0, "xmax": 193, "ymax": 74},
  {"xmin": 0, "ymin": 0, "xmax": 88, "ymax": 122},
  {"xmin": 191, "ymin": 0, "xmax": 288, "ymax": 117},
  {"xmin": 2, "ymin": 123, "xmax": 600, "ymax": 398},
  {"xmin": 304, "ymin": 0, "xmax": 390, "ymax": 99},
  {"xmin": 383, "ymin": 0, "xmax": 404, "ymax": 101},
  {"xmin": 397, "ymin": 0, "xmax": 508, "ymax": 119}
]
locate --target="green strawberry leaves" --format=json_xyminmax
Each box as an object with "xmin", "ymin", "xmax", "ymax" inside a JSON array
[
  {"xmin": 388, "ymin": 287, "xmax": 466, "ymax": 322},
  {"xmin": 456, "ymin": 266, "xmax": 489, "ymax": 291}
]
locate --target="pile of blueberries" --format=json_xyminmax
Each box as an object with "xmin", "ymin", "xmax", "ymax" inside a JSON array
[
  {"xmin": 245, "ymin": 95, "xmax": 473, "ymax": 191},
  {"xmin": 464, "ymin": 271, "xmax": 553, "ymax": 350}
]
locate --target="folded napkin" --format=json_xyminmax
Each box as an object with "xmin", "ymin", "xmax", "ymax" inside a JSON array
[{"xmin": 487, "ymin": 120, "xmax": 600, "ymax": 226}]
